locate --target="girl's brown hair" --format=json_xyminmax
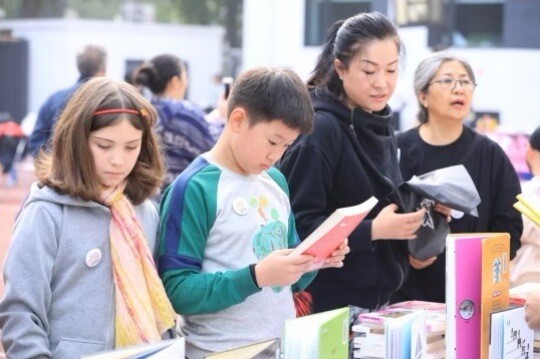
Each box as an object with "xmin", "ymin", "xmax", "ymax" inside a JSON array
[{"xmin": 35, "ymin": 77, "xmax": 165, "ymax": 205}]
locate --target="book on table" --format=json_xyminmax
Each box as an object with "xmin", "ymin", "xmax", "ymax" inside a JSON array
[
  {"xmin": 291, "ymin": 196, "xmax": 378, "ymax": 269},
  {"xmin": 445, "ymin": 232, "xmax": 510, "ymax": 359},
  {"xmin": 490, "ymin": 305, "xmax": 534, "ymax": 359},
  {"xmin": 386, "ymin": 301, "xmax": 446, "ymax": 359},
  {"xmin": 514, "ymin": 192, "xmax": 540, "ymax": 227},
  {"xmin": 81, "ymin": 338, "xmax": 184, "ymax": 359},
  {"xmin": 205, "ymin": 338, "xmax": 280, "ymax": 359},
  {"xmin": 283, "ymin": 307, "xmax": 349, "ymax": 359},
  {"xmin": 352, "ymin": 308, "xmax": 422, "ymax": 359}
]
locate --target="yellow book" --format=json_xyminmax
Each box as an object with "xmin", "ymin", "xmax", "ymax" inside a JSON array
[{"xmin": 514, "ymin": 193, "xmax": 540, "ymax": 227}]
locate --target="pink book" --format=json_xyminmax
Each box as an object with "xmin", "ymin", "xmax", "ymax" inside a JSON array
[
  {"xmin": 358, "ymin": 308, "xmax": 416, "ymax": 325},
  {"xmin": 388, "ymin": 300, "xmax": 445, "ymax": 312},
  {"xmin": 291, "ymin": 196, "xmax": 377, "ymax": 269},
  {"xmin": 446, "ymin": 234, "xmax": 483, "ymax": 359}
]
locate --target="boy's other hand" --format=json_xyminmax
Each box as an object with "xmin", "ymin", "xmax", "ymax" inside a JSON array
[
  {"xmin": 319, "ymin": 238, "xmax": 350, "ymax": 269},
  {"xmin": 255, "ymin": 249, "xmax": 314, "ymax": 287}
]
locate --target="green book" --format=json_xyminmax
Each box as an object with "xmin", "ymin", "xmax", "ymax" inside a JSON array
[{"xmin": 283, "ymin": 307, "xmax": 349, "ymax": 359}]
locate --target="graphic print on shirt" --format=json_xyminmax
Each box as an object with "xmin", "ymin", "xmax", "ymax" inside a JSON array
[{"xmin": 250, "ymin": 195, "xmax": 288, "ymax": 293}]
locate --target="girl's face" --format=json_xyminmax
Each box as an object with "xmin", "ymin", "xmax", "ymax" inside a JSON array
[
  {"xmin": 334, "ymin": 38, "xmax": 399, "ymax": 113},
  {"xmin": 88, "ymin": 118, "xmax": 143, "ymax": 187},
  {"xmin": 421, "ymin": 60, "xmax": 475, "ymax": 124}
]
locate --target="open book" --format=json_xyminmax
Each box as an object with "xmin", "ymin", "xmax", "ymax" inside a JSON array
[
  {"xmin": 291, "ymin": 196, "xmax": 377, "ymax": 268},
  {"xmin": 81, "ymin": 338, "xmax": 184, "ymax": 359},
  {"xmin": 283, "ymin": 307, "xmax": 349, "ymax": 359},
  {"xmin": 205, "ymin": 338, "xmax": 279, "ymax": 358}
]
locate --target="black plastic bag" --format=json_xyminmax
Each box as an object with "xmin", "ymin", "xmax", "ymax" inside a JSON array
[{"xmin": 388, "ymin": 165, "xmax": 481, "ymax": 261}]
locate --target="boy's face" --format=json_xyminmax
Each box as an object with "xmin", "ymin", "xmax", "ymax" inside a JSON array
[{"xmin": 231, "ymin": 110, "xmax": 300, "ymax": 175}]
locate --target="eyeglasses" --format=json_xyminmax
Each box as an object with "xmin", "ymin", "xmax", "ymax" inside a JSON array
[{"xmin": 430, "ymin": 78, "xmax": 476, "ymax": 91}]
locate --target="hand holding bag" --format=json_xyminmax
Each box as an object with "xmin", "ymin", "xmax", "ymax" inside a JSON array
[{"xmin": 388, "ymin": 164, "xmax": 481, "ymax": 261}]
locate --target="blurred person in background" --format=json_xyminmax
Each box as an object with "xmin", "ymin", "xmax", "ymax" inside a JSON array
[
  {"xmin": 134, "ymin": 54, "xmax": 215, "ymax": 192},
  {"xmin": 511, "ymin": 126, "xmax": 540, "ymax": 286},
  {"xmin": 28, "ymin": 44, "xmax": 107, "ymax": 156},
  {"xmin": 392, "ymin": 52, "xmax": 522, "ymax": 303}
]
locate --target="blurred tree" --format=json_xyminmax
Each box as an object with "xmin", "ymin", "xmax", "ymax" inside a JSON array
[
  {"xmin": 67, "ymin": 0, "xmax": 123, "ymax": 20},
  {"xmin": 24, "ymin": 0, "xmax": 65, "ymax": 17},
  {"xmin": 169, "ymin": 0, "xmax": 242, "ymax": 47},
  {"xmin": 2, "ymin": 0, "xmax": 242, "ymax": 46}
]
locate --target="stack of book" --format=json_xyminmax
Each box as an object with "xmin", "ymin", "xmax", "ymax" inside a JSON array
[
  {"xmin": 389, "ymin": 301, "xmax": 445, "ymax": 359},
  {"xmin": 351, "ymin": 301, "xmax": 445, "ymax": 359}
]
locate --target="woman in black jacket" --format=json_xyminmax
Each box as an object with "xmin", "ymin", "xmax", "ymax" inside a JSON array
[
  {"xmin": 392, "ymin": 52, "xmax": 522, "ymax": 303},
  {"xmin": 278, "ymin": 11, "xmax": 425, "ymax": 314}
]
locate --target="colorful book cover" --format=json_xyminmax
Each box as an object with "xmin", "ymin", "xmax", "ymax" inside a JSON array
[
  {"xmin": 358, "ymin": 308, "xmax": 416, "ymax": 326},
  {"xmin": 446, "ymin": 234, "xmax": 483, "ymax": 359},
  {"xmin": 388, "ymin": 301, "xmax": 445, "ymax": 312},
  {"xmin": 480, "ymin": 233, "xmax": 510, "ymax": 359},
  {"xmin": 283, "ymin": 307, "xmax": 349, "ymax": 359},
  {"xmin": 291, "ymin": 196, "xmax": 377, "ymax": 267}
]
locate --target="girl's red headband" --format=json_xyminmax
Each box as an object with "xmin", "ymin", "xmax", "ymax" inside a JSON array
[{"xmin": 93, "ymin": 108, "xmax": 142, "ymax": 116}]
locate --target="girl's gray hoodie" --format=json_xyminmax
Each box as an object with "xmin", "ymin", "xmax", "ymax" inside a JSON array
[{"xmin": 0, "ymin": 183, "xmax": 159, "ymax": 358}]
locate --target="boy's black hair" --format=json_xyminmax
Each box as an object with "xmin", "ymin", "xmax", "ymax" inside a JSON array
[{"xmin": 227, "ymin": 67, "xmax": 314, "ymax": 134}]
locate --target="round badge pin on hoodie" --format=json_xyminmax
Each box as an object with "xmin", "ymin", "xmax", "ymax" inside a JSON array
[{"xmin": 85, "ymin": 248, "xmax": 102, "ymax": 268}]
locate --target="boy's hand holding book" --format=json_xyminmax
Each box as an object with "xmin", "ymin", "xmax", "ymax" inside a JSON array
[
  {"xmin": 290, "ymin": 196, "xmax": 378, "ymax": 270},
  {"xmin": 315, "ymin": 238, "xmax": 349, "ymax": 269},
  {"xmin": 254, "ymin": 249, "xmax": 315, "ymax": 288}
]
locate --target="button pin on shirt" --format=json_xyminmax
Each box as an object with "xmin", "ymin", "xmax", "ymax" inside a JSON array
[
  {"xmin": 85, "ymin": 248, "xmax": 102, "ymax": 268},
  {"xmin": 232, "ymin": 197, "xmax": 249, "ymax": 216}
]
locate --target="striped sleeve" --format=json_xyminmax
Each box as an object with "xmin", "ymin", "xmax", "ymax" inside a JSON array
[{"xmin": 157, "ymin": 157, "xmax": 260, "ymax": 315}]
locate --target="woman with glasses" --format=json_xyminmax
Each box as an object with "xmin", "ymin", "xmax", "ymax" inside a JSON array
[{"xmin": 391, "ymin": 52, "xmax": 523, "ymax": 304}]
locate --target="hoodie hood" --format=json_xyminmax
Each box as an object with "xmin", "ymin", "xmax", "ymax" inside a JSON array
[
  {"xmin": 24, "ymin": 182, "xmax": 105, "ymax": 210},
  {"xmin": 310, "ymin": 87, "xmax": 402, "ymax": 187},
  {"xmin": 310, "ymin": 87, "xmax": 394, "ymax": 129}
]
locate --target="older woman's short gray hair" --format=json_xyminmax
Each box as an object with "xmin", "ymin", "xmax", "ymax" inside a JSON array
[{"xmin": 415, "ymin": 52, "xmax": 476, "ymax": 124}]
